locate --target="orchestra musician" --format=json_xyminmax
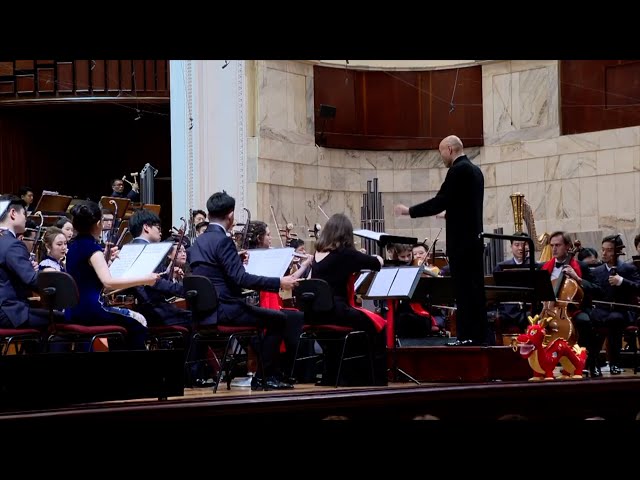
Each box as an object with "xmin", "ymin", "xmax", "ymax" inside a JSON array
[
  {"xmin": 0, "ymin": 195, "xmax": 58, "ymax": 331},
  {"xmin": 188, "ymin": 191, "xmax": 303, "ymax": 391},
  {"xmin": 109, "ymin": 178, "xmax": 139, "ymax": 202},
  {"xmin": 588, "ymin": 234, "xmax": 640, "ymax": 376},
  {"xmin": 55, "ymin": 216, "xmax": 75, "ymax": 241},
  {"xmin": 309, "ymin": 213, "xmax": 388, "ymax": 385},
  {"xmin": 18, "ymin": 186, "xmax": 34, "ymax": 214},
  {"xmin": 64, "ymin": 201, "xmax": 159, "ymax": 350},
  {"xmin": 38, "ymin": 226, "xmax": 67, "ymax": 272},
  {"xmin": 539, "ymin": 231, "xmax": 601, "ymax": 375},
  {"xmin": 127, "ymin": 209, "xmax": 191, "ymax": 329}
]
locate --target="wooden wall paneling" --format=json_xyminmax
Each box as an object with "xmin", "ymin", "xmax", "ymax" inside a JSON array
[
  {"xmin": 91, "ymin": 60, "xmax": 106, "ymax": 92},
  {"xmin": 144, "ymin": 60, "xmax": 155, "ymax": 91},
  {"xmin": 57, "ymin": 62, "xmax": 74, "ymax": 93},
  {"xmin": 133, "ymin": 60, "xmax": 145, "ymax": 92},
  {"xmin": 106, "ymin": 60, "xmax": 120, "ymax": 92},
  {"xmin": 0, "ymin": 81, "xmax": 14, "ymax": 95},
  {"xmin": 37, "ymin": 68, "xmax": 55, "ymax": 93},
  {"xmin": 15, "ymin": 60, "xmax": 34, "ymax": 71},
  {"xmin": 156, "ymin": 60, "xmax": 167, "ymax": 92},
  {"xmin": 561, "ymin": 60, "xmax": 640, "ymax": 135},
  {"xmin": 74, "ymin": 60, "xmax": 90, "ymax": 92},
  {"xmin": 0, "ymin": 62, "xmax": 13, "ymax": 76},
  {"xmin": 313, "ymin": 65, "xmax": 483, "ymax": 150},
  {"xmin": 119, "ymin": 60, "xmax": 133, "ymax": 92},
  {"xmin": 16, "ymin": 75, "xmax": 35, "ymax": 94}
]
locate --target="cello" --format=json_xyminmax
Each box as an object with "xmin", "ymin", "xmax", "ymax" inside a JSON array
[{"xmin": 539, "ymin": 240, "xmax": 583, "ymax": 345}]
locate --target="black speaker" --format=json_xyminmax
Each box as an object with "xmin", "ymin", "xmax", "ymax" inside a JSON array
[{"xmin": 319, "ymin": 104, "xmax": 336, "ymax": 119}]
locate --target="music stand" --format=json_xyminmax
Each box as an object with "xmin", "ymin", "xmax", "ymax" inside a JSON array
[
  {"xmin": 99, "ymin": 197, "xmax": 130, "ymax": 220},
  {"xmin": 353, "ymin": 229, "xmax": 418, "ymax": 258},
  {"xmin": 32, "ymin": 192, "xmax": 72, "ymax": 216},
  {"xmin": 142, "ymin": 203, "xmax": 161, "ymax": 215},
  {"xmin": 362, "ymin": 266, "xmax": 423, "ymax": 384},
  {"xmin": 492, "ymin": 269, "xmax": 556, "ymax": 305}
]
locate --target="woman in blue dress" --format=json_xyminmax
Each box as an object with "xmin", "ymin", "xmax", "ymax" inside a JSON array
[{"xmin": 65, "ymin": 201, "xmax": 160, "ymax": 349}]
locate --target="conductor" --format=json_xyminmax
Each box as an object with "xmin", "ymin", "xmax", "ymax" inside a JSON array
[{"xmin": 394, "ymin": 135, "xmax": 488, "ymax": 346}]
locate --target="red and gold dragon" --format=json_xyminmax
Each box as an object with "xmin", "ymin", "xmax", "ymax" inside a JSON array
[{"xmin": 515, "ymin": 315, "xmax": 587, "ymax": 381}]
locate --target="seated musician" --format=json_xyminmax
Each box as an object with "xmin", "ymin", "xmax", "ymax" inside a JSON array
[
  {"xmin": 589, "ymin": 235, "xmax": 640, "ymax": 376},
  {"xmin": 394, "ymin": 242, "xmax": 442, "ymax": 337},
  {"xmin": 19, "ymin": 218, "xmax": 37, "ymax": 252},
  {"xmin": 188, "ymin": 191, "xmax": 303, "ymax": 390},
  {"xmin": 55, "ymin": 216, "xmax": 75, "ymax": 241},
  {"xmin": 65, "ymin": 201, "xmax": 159, "ymax": 350},
  {"xmin": 100, "ymin": 208, "xmax": 114, "ymax": 246},
  {"xmin": 310, "ymin": 213, "xmax": 388, "ymax": 385},
  {"xmin": 577, "ymin": 246, "xmax": 601, "ymax": 267},
  {"xmin": 38, "ymin": 226, "xmax": 67, "ymax": 272},
  {"xmin": 195, "ymin": 221, "xmax": 209, "ymax": 237},
  {"xmin": 634, "ymin": 233, "xmax": 640, "ymax": 258},
  {"xmin": 539, "ymin": 231, "xmax": 602, "ymax": 376},
  {"xmin": 492, "ymin": 232, "xmax": 530, "ymax": 334},
  {"xmin": 0, "ymin": 195, "xmax": 57, "ymax": 331},
  {"xmin": 127, "ymin": 209, "xmax": 191, "ymax": 329},
  {"xmin": 17, "ymin": 186, "xmax": 34, "ymax": 214},
  {"xmin": 109, "ymin": 178, "xmax": 139, "ymax": 202}
]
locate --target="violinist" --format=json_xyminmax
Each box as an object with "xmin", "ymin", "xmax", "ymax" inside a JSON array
[
  {"xmin": 577, "ymin": 247, "xmax": 601, "ymax": 267},
  {"xmin": 127, "ymin": 209, "xmax": 191, "ymax": 329},
  {"xmin": 589, "ymin": 235, "xmax": 640, "ymax": 376},
  {"xmin": 412, "ymin": 242, "xmax": 440, "ymax": 276},
  {"xmin": 0, "ymin": 195, "xmax": 55, "ymax": 331},
  {"xmin": 539, "ymin": 231, "xmax": 601, "ymax": 375},
  {"xmin": 188, "ymin": 191, "xmax": 303, "ymax": 390}
]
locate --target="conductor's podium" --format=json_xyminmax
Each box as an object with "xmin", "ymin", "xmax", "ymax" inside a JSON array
[{"xmin": 392, "ymin": 344, "xmax": 531, "ymax": 383}]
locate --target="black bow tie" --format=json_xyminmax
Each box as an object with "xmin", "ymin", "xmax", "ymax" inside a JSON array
[{"xmin": 555, "ymin": 262, "xmax": 565, "ymax": 269}]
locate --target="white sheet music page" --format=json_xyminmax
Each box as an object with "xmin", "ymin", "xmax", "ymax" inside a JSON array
[
  {"xmin": 109, "ymin": 242, "xmax": 173, "ymax": 278},
  {"xmin": 245, "ymin": 247, "xmax": 295, "ymax": 278},
  {"xmin": 388, "ymin": 267, "xmax": 421, "ymax": 297},
  {"xmin": 353, "ymin": 229, "xmax": 384, "ymax": 241},
  {"xmin": 367, "ymin": 267, "xmax": 398, "ymax": 297}
]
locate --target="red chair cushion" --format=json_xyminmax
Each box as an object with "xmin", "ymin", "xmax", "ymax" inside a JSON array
[
  {"xmin": 0, "ymin": 328, "xmax": 41, "ymax": 336},
  {"xmin": 53, "ymin": 324, "xmax": 127, "ymax": 335}
]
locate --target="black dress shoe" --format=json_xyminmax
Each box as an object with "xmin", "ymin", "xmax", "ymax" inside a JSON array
[
  {"xmin": 251, "ymin": 376, "xmax": 294, "ymax": 391},
  {"xmin": 589, "ymin": 366, "xmax": 602, "ymax": 378},
  {"xmin": 609, "ymin": 364, "xmax": 624, "ymax": 375},
  {"xmin": 447, "ymin": 339, "xmax": 476, "ymax": 346}
]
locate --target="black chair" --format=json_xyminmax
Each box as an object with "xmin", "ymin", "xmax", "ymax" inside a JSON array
[
  {"xmin": 0, "ymin": 328, "xmax": 43, "ymax": 355},
  {"xmin": 37, "ymin": 271, "xmax": 127, "ymax": 352},
  {"xmin": 183, "ymin": 275, "xmax": 261, "ymax": 392},
  {"xmin": 148, "ymin": 325, "xmax": 190, "ymax": 350},
  {"xmin": 291, "ymin": 279, "xmax": 374, "ymax": 387}
]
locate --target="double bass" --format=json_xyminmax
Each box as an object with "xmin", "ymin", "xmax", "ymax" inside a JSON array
[{"xmin": 539, "ymin": 240, "xmax": 583, "ymax": 345}]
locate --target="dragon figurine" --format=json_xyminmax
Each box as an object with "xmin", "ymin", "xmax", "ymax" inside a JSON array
[{"xmin": 515, "ymin": 315, "xmax": 587, "ymax": 381}]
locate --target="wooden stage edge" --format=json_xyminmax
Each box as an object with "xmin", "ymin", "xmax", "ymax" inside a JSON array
[{"xmin": 3, "ymin": 376, "xmax": 640, "ymax": 423}]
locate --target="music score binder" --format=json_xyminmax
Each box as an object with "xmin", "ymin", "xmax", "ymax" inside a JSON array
[
  {"xmin": 361, "ymin": 266, "xmax": 423, "ymax": 300},
  {"xmin": 33, "ymin": 192, "xmax": 73, "ymax": 215},
  {"xmin": 109, "ymin": 242, "xmax": 173, "ymax": 279},
  {"xmin": 99, "ymin": 197, "xmax": 131, "ymax": 220},
  {"xmin": 245, "ymin": 247, "xmax": 295, "ymax": 278}
]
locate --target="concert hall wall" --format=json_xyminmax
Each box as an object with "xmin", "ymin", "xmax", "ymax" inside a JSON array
[
  {"xmin": 251, "ymin": 60, "xmax": 640, "ymax": 256},
  {"xmin": 0, "ymin": 102, "xmax": 172, "ymax": 229}
]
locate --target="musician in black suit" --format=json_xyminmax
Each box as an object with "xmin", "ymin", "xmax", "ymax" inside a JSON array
[
  {"xmin": 0, "ymin": 195, "xmax": 57, "ymax": 330},
  {"xmin": 589, "ymin": 235, "xmax": 640, "ymax": 375},
  {"xmin": 110, "ymin": 178, "xmax": 139, "ymax": 202},
  {"xmin": 395, "ymin": 135, "xmax": 488, "ymax": 346},
  {"xmin": 492, "ymin": 232, "xmax": 530, "ymax": 334},
  {"xmin": 188, "ymin": 191, "xmax": 303, "ymax": 390},
  {"xmin": 128, "ymin": 209, "xmax": 190, "ymax": 328}
]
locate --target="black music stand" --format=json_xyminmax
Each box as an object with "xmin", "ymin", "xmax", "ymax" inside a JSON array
[
  {"xmin": 353, "ymin": 229, "xmax": 418, "ymax": 258},
  {"xmin": 362, "ymin": 266, "xmax": 423, "ymax": 384},
  {"xmin": 492, "ymin": 269, "xmax": 556, "ymax": 305}
]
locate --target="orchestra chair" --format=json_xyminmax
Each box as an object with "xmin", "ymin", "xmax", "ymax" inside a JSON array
[
  {"xmin": 0, "ymin": 328, "xmax": 43, "ymax": 355},
  {"xmin": 37, "ymin": 271, "xmax": 127, "ymax": 352},
  {"xmin": 290, "ymin": 279, "xmax": 374, "ymax": 387},
  {"xmin": 147, "ymin": 325, "xmax": 190, "ymax": 351},
  {"xmin": 183, "ymin": 275, "xmax": 261, "ymax": 393}
]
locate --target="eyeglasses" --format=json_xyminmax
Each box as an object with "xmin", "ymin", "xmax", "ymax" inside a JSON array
[{"xmin": 150, "ymin": 224, "xmax": 161, "ymax": 230}]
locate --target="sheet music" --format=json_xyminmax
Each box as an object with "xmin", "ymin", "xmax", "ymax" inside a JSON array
[
  {"xmin": 367, "ymin": 268, "xmax": 398, "ymax": 297},
  {"xmin": 353, "ymin": 229, "xmax": 384, "ymax": 241},
  {"xmin": 245, "ymin": 247, "xmax": 294, "ymax": 278},
  {"xmin": 354, "ymin": 271, "xmax": 372, "ymax": 291},
  {"xmin": 109, "ymin": 242, "xmax": 172, "ymax": 278},
  {"xmin": 0, "ymin": 200, "xmax": 9, "ymax": 219},
  {"xmin": 388, "ymin": 267, "xmax": 421, "ymax": 297}
]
